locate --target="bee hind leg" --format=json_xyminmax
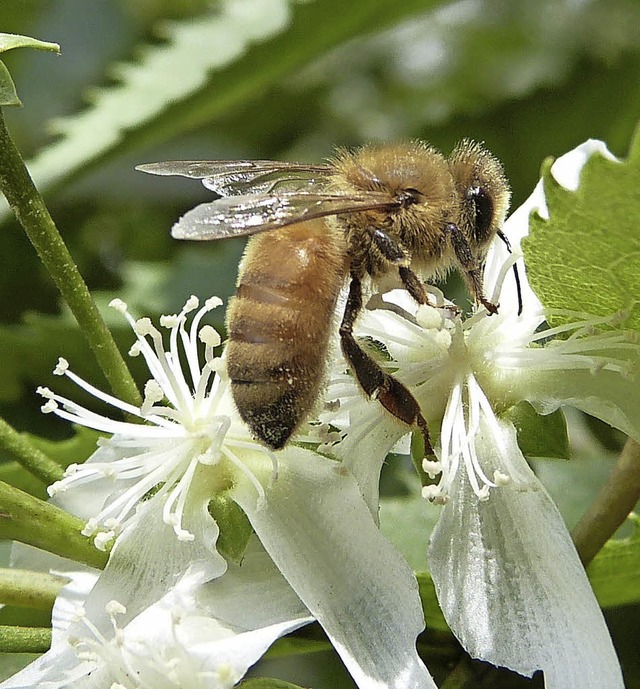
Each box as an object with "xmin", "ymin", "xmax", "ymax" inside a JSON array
[{"xmin": 339, "ymin": 274, "xmax": 437, "ymax": 460}]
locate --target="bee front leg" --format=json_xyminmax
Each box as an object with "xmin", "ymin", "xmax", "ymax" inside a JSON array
[
  {"xmin": 446, "ymin": 222, "xmax": 499, "ymax": 315},
  {"xmin": 396, "ymin": 265, "xmax": 460, "ymax": 317},
  {"xmin": 340, "ymin": 274, "xmax": 437, "ymax": 460}
]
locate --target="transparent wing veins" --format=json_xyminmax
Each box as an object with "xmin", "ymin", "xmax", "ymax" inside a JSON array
[
  {"xmin": 137, "ymin": 160, "xmax": 334, "ymax": 195},
  {"xmin": 171, "ymin": 192, "xmax": 400, "ymax": 240}
]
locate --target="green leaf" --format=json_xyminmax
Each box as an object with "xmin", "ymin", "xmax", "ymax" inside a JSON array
[
  {"xmin": 0, "ymin": 61, "xmax": 20, "ymax": 106},
  {"xmin": 503, "ymin": 402, "xmax": 569, "ymax": 460},
  {"xmin": 523, "ymin": 124, "xmax": 640, "ymax": 331},
  {"xmin": 208, "ymin": 494, "xmax": 254, "ymax": 563},
  {"xmin": 0, "ymin": 33, "xmax": 60, "ymax": 55},
  {"xmin": 0, "ymin": 0, "xmax": 445, "ymax": 221},
  {"xmin": 264, "ymin": 634, "xmax": 331, "ymax": 659},
  {"xmin": 588, "ymin": 513, "xmax": 640, "ymax": 609},
  {"xmin": 0, "ymin": 33, "xmax": 60, "ymax": 106},
  {"xmin": 416, "ymin": 571, "xmax": 449, "ymax": 633}
]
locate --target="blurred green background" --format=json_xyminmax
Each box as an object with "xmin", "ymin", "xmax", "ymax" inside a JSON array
[{"xmin": 1, "ymin": 0, "xmax": 639, "ymax": 686}]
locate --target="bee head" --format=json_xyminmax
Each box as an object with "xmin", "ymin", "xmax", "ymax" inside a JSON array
[{"xmin": 448, "ymin": 139, "xmax": 511, "ymax": 258}]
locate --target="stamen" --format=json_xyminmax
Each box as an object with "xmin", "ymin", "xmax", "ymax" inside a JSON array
[
  {"xmin": 162, "ymin": 455, "xmax": 199, "ymax": 542},
  {"xmin": 39, "ymin": 295, "xmax": 274, "ymax": 556},
  {"xmin": 53, "ymin": 357, "xmax": 69, "ymax": 375},
  {"xmin": 141, "ymin": 380, "xmax": 165, "ymax": 416},
  {"xmin": 41, "ymin": 399, "xmax": 58, "ymax": 414},
  {"xmin": 422, "ymin": 459, "xmax": 442, "ymax": 478},
  {"xmin": 488, "ymin": 249, "xmax": 521, "ymax": 309},
  {"xmin": 109, "ymin": 298, "xmax": 128, "ymax": 314}
]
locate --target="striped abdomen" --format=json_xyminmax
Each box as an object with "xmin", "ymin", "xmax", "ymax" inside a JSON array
[{"xmin": 226, "ymin": 218, "xmax": 347, "ymax": 449}]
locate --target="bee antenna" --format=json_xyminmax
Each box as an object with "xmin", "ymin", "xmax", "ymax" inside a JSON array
[{"xmin": 497, "ymin": 230, "xmax": 523, "ymax": 316}]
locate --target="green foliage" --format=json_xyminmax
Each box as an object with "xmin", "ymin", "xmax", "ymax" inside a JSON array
[
  {"xmin": 264, "ymin": 634, "xmax": 331, "ymax": 659},
  {"xmin": 0, "ymin": 0, "xmax": 445, "ymax": 219},
  {"xmin": 588, "ymin": 513, "xmax": 640, "ymax": 609},
  {"xmin": 504, "ymin": 403, "xmax": 570, "ymax": 460},
  {"xmin": 524, "ymin": 125, "xmax": 640, "ymax": 331},
  {"xmin": 416, "ymin": 572, "xmax": 449, "ymax": 633},
  {"xmin": 208, "ymin": 495, "xmax": 254, "ymax": 563},
  {"xmin": 2, "ymin": 0, "xmax": 640, "ymax": 685},
  {"xmin": 0, "ymin": 33, "xmax": 59, "ymax": 106},
  {"xmin": 379, "ymin": 476, "xmax": 439, "ymax": 571}
]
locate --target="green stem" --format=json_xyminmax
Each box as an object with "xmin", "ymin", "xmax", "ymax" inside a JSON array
[
  {"xmin": 0, "ymin": 480, "xmax": 108, "ymax": 569},
  {"xmin": 0, "ymin": 568, "xmax": 66, "ymax": 610},
  {"xmin": 0, "ymin": 417, "xmax": 63, "ymax": 486},
  {"xmin": 0, "ymin": 108, "xmax": 140, "ymax": 408},
  {"xmin": 0, "ymin": 625, "xmax": 51, "ymax": 654},
  {"xmin": 572, "ymin": 437, "xmax": 640, "ymax": 566}
]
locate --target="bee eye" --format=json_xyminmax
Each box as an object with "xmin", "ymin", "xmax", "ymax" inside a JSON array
[
  {"xmin": 399, "ymin": 187, "xmax": 425, "ymax": 205},
  {"xmin": 467, "ymin": 185, "xmax": 494, "ymax": 241}
]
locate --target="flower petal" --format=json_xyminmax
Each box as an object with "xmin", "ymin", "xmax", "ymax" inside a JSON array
[
  {"xmin": 428, "ymin": 418, "xmax": 623, "ymax": 688},
  {"xmin": 334, "ymin": 405, "xmax": 403, "ymax": 516},
  {"xmin": 483, "ymin": 179, "xmax": 543, "ymax": 318},
  {"xmin": 519, "ymin": 363, "xmax": 640, "ymax": 445},
  {"xmin": 231, "ymin": 447, "xmax": 437, "ymax": 689},
  {"xmin": 0, "ymin": 573, "xmax": 98, "ymax": 689},
  {"xmin": 79, "ymin": 481, "xmax": 227, "ymax": 633},
  {"xmin": 116, "ymin": 560, "xmax": 310, "ymax": 688},
  {"xmin": 198, "ymin": 536, "xmax": 311, "ymax": 629}
]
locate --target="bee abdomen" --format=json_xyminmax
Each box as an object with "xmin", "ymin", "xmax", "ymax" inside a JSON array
[{"xmin": 226, "ymin": 219, "xmax": 346, "ymax": 449}]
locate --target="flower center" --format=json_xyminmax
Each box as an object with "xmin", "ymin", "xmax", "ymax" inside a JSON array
[
  {"xmin": 38, "ymin": 297, "xmax": 275, "ymax": 548},
  {"xmin": 69, "ymin": 599, "xmax": 239, "ymax": 689}
]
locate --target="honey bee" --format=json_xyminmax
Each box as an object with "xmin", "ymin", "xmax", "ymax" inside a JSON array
[{"xmin": 138, "ymin": 140, "xmax": 515, "ymax": 456}]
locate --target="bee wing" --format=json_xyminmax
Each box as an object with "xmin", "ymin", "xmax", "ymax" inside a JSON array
[
  {"xmin": 137, "ymin": 160, "xmax": 333, "ymax": 195},
  {"xmin": 171, "ymin": 192, "xmax": 399, "ymax": 240}
]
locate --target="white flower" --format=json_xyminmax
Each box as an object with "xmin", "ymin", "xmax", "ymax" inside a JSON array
[
  {"xmin": 1, "ymin": 546, "xmax": 311, "ymax": 689},
  {"xmin": 330, "ymin": 141, "xmax": 638, "ymax": 688},
  {"xmin": 16, "ymin": 295, "xmax": 438, "ymax": 689}
]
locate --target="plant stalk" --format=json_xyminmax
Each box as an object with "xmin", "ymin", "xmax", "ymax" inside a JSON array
[
  {"xmin": 0, "ymin": 108, "xmax": 140, "ymax": 407},
  {"xmin": 0, "ymin": 625, "xmax": 51, "ymax": 653},
  {"xmin": 572, "ymin": 437, "xmax": 640, "ymax": 566},
  {"xmin": 0, "ymin": 568, "xmax": 67, "ymax": 611},
  {"xmin": 0, "ymin": 417, "xmax": 63, "ymax": 486},
  {"xmin": 0, "ymin": 480, "xmax": 108, "ymax": 569}
]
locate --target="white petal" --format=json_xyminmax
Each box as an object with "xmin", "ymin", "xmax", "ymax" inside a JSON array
[
  {"xmin": 121, "ymin": 559, "xmax": 310, "ymax": 685},
  {"xmin": 550, "ymin": 139, "xmax": 619, "ymax": 191},
  {"xmin": 428, "ymin": 419, "xmax": 623, "ymax": 688},
  {"xmin": 49, "ymin": 441, "xmax": 127, "ymax": 520},
  {"xmin": 231, "ymin": 447, "xmax": 437, "ymax": 689},
  {"xmin": 484, "ymin": 181, "xmax": 544, "ymax": 318},
  {"xmin": 0, "ymin": 573, "xmax": 99, "ymax": 689},
  {"xmin": 198, "ymin": 536, "xmax": 311, "ymax": 629},
  {"xmin": 334, "ymin": 405, "xmax": 403, "ymax": 515},
  {"xmin": 79, "ymin": 484, "xmax": 226, "ymax": 634},
  {"xmin": 519, "ymin": 365, "xmax": 640, "ymax": 444}
]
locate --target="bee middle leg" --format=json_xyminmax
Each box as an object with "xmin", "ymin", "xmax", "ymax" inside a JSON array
[
  {"xmin": 368, "ymin": 228, "xmax": 456, "ymax": 314},
  {"xmin": 339, "ymin": 274, "xmax": 436, "ymax": 459}
]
